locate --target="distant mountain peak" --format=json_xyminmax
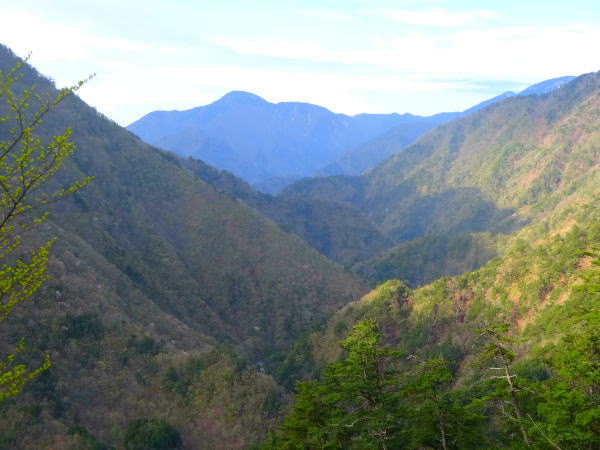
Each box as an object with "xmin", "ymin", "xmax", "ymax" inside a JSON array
[
  {"xmin": 215, "ymin": 90, "xmax": 268, "ymax": 106},
  {"xmin": 518, "ymin": 76, "xmax": 576, "ymax": 96}
]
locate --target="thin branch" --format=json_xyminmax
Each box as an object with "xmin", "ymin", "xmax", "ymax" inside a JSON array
[{"xmin": 527, "ymin": 414, "xmax": 562, "ymax": 450}]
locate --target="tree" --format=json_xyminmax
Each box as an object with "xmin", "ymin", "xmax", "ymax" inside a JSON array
[
  {"xmin": 265, "ymin": 319, "xmax": 403, "ymax": 449},
  {"xmin": 124, "ymin": 419, "xmax": 183, "ymax": 450},
  {"xmin": 401, "ymin": 356, "xmax": 484, "ymax": 449},
  {"xmin": 476, "ymin": 323, "xmax": 532, "ymax": 447},
  {"xmin": 0, "ymin": 57, "xmax": 92, "ymax": 403},
  {"xmin": 531, "ymin": 248, "xmax": 600, "ymax": 448}
]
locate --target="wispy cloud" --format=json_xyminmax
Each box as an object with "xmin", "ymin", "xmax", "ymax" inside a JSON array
[
  {"xmin": 84, "ymin": 60, "xmax": 480, "ymax": 121},
  {"xmin": 2, "ymin": 4, "xmax": 598, "ymax": 124},
  {"xmin": 212, "ymin": 25, "xmax": 600, "ymax": 81},
  {"xmin": 384, "ymin": 7, "xmax": 497, "ymax": 27},
  {"xmin": 0, "ymin": 8, "xmax": 169, "ymax": 63}
]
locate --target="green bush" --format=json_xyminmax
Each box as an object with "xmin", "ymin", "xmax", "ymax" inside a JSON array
[
  {"xmin": 124, "ymin": 419, "xmax": 182, "ymax": 450},
  {"xmin": 127, "ymin": 335, "xmax": 163, "ymax": 356},
  {"xmin": 56, "ymin": 313, "xmax": 104, "ymax": 342}
]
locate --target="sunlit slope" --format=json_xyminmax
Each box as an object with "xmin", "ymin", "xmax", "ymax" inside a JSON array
[
  {"xmin": 282, "ymin": 72, "xmax": 600, "ymax": 243},
  {"xmin": 310, "ymin": 192, "xmax": 600, "ymax": 378}
]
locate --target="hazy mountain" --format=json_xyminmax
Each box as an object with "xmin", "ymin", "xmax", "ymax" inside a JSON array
[
  {"xmin": 319, "ymin": 91, "xmax": 519, "ymax": 177},
  {"xmin": 127, "ymin": 92, "xmax": 412, "ymax": 186},
  {"xmin": 128, "ymin": 76, "xmax": 576, "ymax": 195}
]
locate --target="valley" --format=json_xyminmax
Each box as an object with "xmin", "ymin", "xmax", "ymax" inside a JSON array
[{"xmin": 0, "ymin": 36, "xmax": 598, "ymax": 450}]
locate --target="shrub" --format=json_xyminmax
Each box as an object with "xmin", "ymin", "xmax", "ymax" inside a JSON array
[{"xmin": 124, "ymin": 419, "xmax": 182, "ymax": 450}]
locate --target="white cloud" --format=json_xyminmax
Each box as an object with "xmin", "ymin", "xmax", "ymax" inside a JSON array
[
  {"xmin": 212, "ymin": 24, "xmax": 600, "ymax": 81},
  {"xmin": 0, "ymin": 8, "xmax": 165, "ymax": 63},
  {"xmin": 1, "ymin": 6, "xmax": 598, "ymax": 125},
  {"xmin": 384, "ymin": 7, "xmax": 497, "ymax": 27}
]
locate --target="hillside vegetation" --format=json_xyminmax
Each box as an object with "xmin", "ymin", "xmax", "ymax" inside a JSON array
[
  {"xmin": 263, "ymin": 70, "xmax": 600, "ymax": 448},
  {"xmin": 282, "ymin": 71, "xmax": 599, "ymax": 283},
  {"xmin": 0, "ymin": 46, "xmax": 366, "ymax": 448},
  {"xmin": 267, "ymin": 191, "xmax": 600, "ymax": 448},
  {"xmin": 0, "ymin": 43, "xmax": 598, "ymax": 449}
]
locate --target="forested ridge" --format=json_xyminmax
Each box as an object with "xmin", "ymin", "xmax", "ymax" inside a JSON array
[
  {"xmin": 0, "ymin": 46, "xmax": 365, "ymax": 449},
  {"xmin": 264, "ymin": 204, "xmax": 600, "ymax": 448},
  {"xmin": 0, "ymin": 42, "xmax": 598, "ymax": 450}
]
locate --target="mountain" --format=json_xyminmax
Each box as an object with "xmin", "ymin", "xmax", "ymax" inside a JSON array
[
  {"xmin": 264, "ymin": 72, "xmax": 599, "ymax": 448},
  {"xmin": 319, "ymin": 91, "xmax": 519, "ymax": 177},
  {"xmin": 518, "ymin": 75, "xmax": 576, "ymax": 96},
  {"xmin": 282, "ymin": 70, "xmax": 600, "ymax": 281},
  {"xmin": 126, "ymin": 90, "xmax": 525, "ymax": 192},
  {"xmin": 178, "ymin": 156, "xmax": 392, "ymax": 266},
  {"xmin": 0, "ymin": 45, "xmax": 367, "ymax": 448},
  {"xmin": 127, "ymin": 92, "xmax": 412, "ymax": 187}
]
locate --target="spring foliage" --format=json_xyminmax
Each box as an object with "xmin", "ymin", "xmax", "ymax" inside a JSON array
[
  {"xmin": 264, "ymin": 251, "xmax": 599, "ymax": 449},
  {"xmin": 0, "ymin": 59, "xmax": 91, "ymax": 402}
]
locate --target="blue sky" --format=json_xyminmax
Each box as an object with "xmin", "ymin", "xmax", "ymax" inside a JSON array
[{"xmin": 2, "ymin": 0, "xmax": 599, "ymax": 125}]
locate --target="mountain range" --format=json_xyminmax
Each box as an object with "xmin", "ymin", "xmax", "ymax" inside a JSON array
[
  {"xmin": 0, "ymin": 41, "xmax": 597, "ymax": 449},
  {"xmin": 127, "ymin": 77, "xmax": 576, "ymax": 193}
]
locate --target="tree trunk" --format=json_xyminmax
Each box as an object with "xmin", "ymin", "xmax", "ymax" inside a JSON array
[
  {"xmin": 437, "ymin": 409, "xmax": 449, "ymax": 450},
  {"xmin": 504, "ymin": 362, "xmax": 531, "ymax": 447}
]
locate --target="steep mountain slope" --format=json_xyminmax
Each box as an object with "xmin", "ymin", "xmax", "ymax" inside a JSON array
[
  {"xmin": 318, "ymin": 91, "xmax": 517, "ymax": 177},
  {"xmin": 178, "ymin": 156, "xmax": 391, "ymax": 265},
  {"xmin": 0, "ymin": 46, "xmax": 366, "ymax": 448},
  {"xmin": 127, "ymin": 92, "xmax": 411, "ymax": 186},
  {"xmin": 271, "ymin": 144, "xmax": 600, "ymax": 447},
  {"xmin": 518, "ymin": 75, "xmax": 576, "ymax": 96},
  {"xmin": 282, "ymin": 71, "xmax": 599, "ymax": 246}
]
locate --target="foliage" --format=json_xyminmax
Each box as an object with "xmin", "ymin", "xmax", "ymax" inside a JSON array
[
  {"xmin": 56, "ymin": 313, "xmax": 104, "ymax": 342},
  {"xmin": 399, "ymin": 357, "xmax": 484, "ymax": 449},
  {"xmin": 123, "ymin": 419, "xmax": 182, "ymax": 450},
  {"xmin": 266, "ymin": 319, "xmax": 402, "ymax": 449},
  {"xmin": 266, "ymin": 321, "xmax": 486, "ymax": 449},
  {"xmin": 0, "ymin": 57, "xmax": 91, "ymax": 403},
  {"xmin": 268, "ymin": 234, "xmax": 600, "ymax": 448}
]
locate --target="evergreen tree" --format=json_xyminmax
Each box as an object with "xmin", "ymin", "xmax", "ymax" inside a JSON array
[
  {"xmin": 476, "ymin": 323, "xmax": 532, "ymax": 447},
  {"xmin": 400, "ymin": 357, "xmax": 484, "ymax": 449},
  {"xmin": 530, "ymin": 248, "xmax": 599, "ymax": 448},
  {"xmin": 266, "ymin": 319, "xmax": 402, "ymax": 449}
]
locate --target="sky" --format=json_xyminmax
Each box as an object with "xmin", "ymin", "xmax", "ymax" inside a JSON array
[{"xmin": 1, "ymin": 0, "xmax": 599, "ymax": 125}]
